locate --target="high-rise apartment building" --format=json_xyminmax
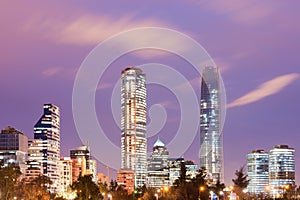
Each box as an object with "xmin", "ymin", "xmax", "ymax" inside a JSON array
[
  {"xmin": 121, "ymin": 67, "xmax": 147, "ymax": 188},
  {"xmin": 200, "ymin": 66, "xmax": 223, "ymax": 183},
  {"xmin": 58, "ymin": 157, "xmax": 73, "ymax": 195},
  {"xmin": 269, "ymin": 145, "xmax": 295, "ymax": 196},
  {"xmin": 28, "ymin": 103, "xmax": 60, "ymax": 192},
  {"xmin": 117, "ymin": 170, "xmax": 135, "ymax": 194},
  {"xmin": 247, "ymin": 150, "xmax": 269, "ymax": 194},
  {"xmin": 147, "ymin": 138, "xmax": 170, "ymax": 188},
  {"xmin": 0, "ymin": 126, "xmax": 28, "ymax": 174}
]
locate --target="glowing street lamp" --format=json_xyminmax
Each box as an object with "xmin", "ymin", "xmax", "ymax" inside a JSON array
[{"xmin": 154, "ymin": 193, "xmax": 158, "ymax": 200}]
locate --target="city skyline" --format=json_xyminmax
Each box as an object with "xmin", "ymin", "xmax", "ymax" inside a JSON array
[{"xmin": 1, "ymin": 1, "xmax": 300, "ymax": 185}]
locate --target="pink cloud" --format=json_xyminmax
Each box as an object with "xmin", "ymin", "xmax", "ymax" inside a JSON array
[
  {"xmin": 195, "ymin": 0, "xmax": 282, "ymax": 25},
  {"xmin": 42, "ymin": 67, "xmax": 63, "ymax": 76},
  {"xmin": 97, "ymin": 82, "xmax": 114, "ymax": 90},
  {"xmin": 227, "ymin": 73, "xmax": 300, "ymax": 108},
  {"xmin": 22, "ymin": 13, "xmax": 167, "ymax": 46}
]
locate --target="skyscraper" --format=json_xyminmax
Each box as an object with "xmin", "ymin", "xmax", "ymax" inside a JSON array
[
  {"xmin": 269, "ymin": 145, "xmax": 295, "ymax": 197},
  {"xmin": 121, "ymin": 67, "xmax": 147, "ymax": 188},
  {"xmin": 247, "ymin": 150, "xmax": 269, "ymax": 195},
  {"xmin": 200, "ymin": 66, "xmax": 223, "ymax": 183},
  {"xmin": 147, "ymin": 138, "xmax": 169, "ymax": 188},
  {"xmin": 29, "ymin": 103, "xmax": 60, "ymax": 192}
]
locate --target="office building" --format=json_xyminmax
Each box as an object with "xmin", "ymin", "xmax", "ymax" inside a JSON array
[
  {"xmin": 147, "ymin": 138, "xmax": 170, "ymax": 188},
  {"xmin": 121, "ymin": 67, "xmax": 147, "ymax": 187},
  {"xmin": 200, "ymin": 66, "xmax": 223, "ymax": 183},
  {"xmin": 247, "ymin": 150, "xmax": 269, "ymax": 194},
  {"xmin": 0, "ymin": 126, "xmax": 28, "ymax": 174},
  {"xmin": 29, "ymin": 103, "xmax": 60, "ymax": 192},
  {"xmin": 269, "ymin": 145, "xmax": 295, "ymax": 196}
]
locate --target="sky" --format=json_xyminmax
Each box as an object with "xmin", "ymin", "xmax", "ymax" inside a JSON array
[{"xmin": 1, "ymin": 1, "xmax": 300, "ymax": 185}]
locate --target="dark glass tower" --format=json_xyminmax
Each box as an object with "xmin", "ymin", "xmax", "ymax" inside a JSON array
[
  {"xmin": 121, "ymin": 67, "xmax": 147, "ymax": 188},
  {"xmin": 200, "ymin": 66, "xmax": 223, "ymax": 183}
]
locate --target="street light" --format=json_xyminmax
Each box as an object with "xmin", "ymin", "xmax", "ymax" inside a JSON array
[
  {"xmin": 198, "ymin": 186, "xmax": 205, "ymax": 200},
  {"xmin": 219, "ymin": 191, "xmax": 224, "ymax": 200},
  {"xmin": 154, "ymin": 193, "xmax": 158, "ymax": 200}
]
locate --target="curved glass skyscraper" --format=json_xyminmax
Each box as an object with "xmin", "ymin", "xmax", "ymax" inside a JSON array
[
  {"xmin": 121, "ymin": 67, "xmax": 147, "ymax": 188},
  {"xmin": 200, "ymin": 66, "xmax": 223, "ymax": 183}
]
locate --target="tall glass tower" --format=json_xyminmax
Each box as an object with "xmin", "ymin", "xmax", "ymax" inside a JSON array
[
  {"xmin": 121, "ymin": 67, "xmax": 147, "ymax": 188},
  {"xmin": 269, "ymin": 145, "xmax": 295, "ymax": 197},
  {"xmin": 31, "ymin": 103, "xmax": 60, "ymax": 192},
  {"xmin": 247, "ymin": 150, "xmax": 269, "ymax": 194},
  {"xmin": 200, "ymin": 66, "xmax": 223, "ymax": 183}
]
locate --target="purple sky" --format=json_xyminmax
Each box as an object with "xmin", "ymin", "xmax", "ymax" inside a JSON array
[{"xmin": 1, "ymin": 1, "xmax": 300, "ymax": 185}]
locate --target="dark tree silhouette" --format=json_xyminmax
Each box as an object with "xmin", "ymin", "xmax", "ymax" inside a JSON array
[
  {"xmin": 71, "ymin": 174, "xmax": 102, "ymax": 200},
  {"xmin": 232, "ymin": 166, "xmax": 250, "ymax": 199}
]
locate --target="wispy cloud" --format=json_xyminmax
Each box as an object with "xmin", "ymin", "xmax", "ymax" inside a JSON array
[
  {"xmin": 23, "ymin": 13, "xmax": 166, "ymax": 46},
  {"xmin": 158, "ymin": 100, "xmax": 177, "ymax": 110},
  {"xmin": 42, "ymin": 67, "xmax": 63, "ymax": 76},
  {"xmin": 227, "ymin": 73, "xmax": 300, "ymax": 108},
  {"xmin": 97, "ymin": 82, "xmax": 114, "ymax": 90},
  {"xmin": 195, "ymin": 0, "xmax": 281, "ymax": 25},
  {"xmin": 177, "ymin": 77, "xmax": 201, "ymax": 92}
]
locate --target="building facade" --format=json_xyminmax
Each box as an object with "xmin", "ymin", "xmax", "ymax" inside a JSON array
[
  {"xmin": 0, "ymin": 126, "xmax": 28, "ymax": 174},
  {"xmin": 199, "ymin": 66, "xmax": 223, "ymax": 183},
  {"xmin": 89, "ymin": 159, "xmax": 97, "ymax": 183},
  {"xmin": 147, "ymin": 138, "xmax": 170, "ymax": 188},
  {"xmin": 247, "ymin": 150, "xmax": 269, "ymax": 195},
  {"xmin": 117, "ymin": 169, "xmax": 135, "ymax": 194},
  {"xmin": 121, "ymin": 67, "xmax": 147, "ymax": 187},
  {"xmin": 30, "ymin": 103, "xmax": 60, "ymax": 192},
  {"xmin": 58, "ymin": 157, "xmax": 73, "ymax": 195},
  {"xmin": 70, "ymin": 145, "xmax": 90, "ymax": 172},
  {"xmin": 269, "ymin": 145, "xmax": 295, "ymax": 196}
]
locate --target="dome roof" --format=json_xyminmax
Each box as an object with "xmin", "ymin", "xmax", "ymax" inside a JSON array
[{"xmin": 153, "ymin": 138, "xmax": 165, "ymax": 147}]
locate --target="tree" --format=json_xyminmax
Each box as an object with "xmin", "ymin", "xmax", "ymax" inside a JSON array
[
  {"xmin": 211, "ymin": 179, "xmax": 225, "ymax": 199},
  {"xmin": 71, "ymin": 174, "xmax": 102, "ymax": 200},
  {"xmin": 0, "ymin": 163, "xmax": 21, "ymax": 200},
  {"xmin": 16, "ymin": 175, "xmax": 53, "ymax": 200},
  {"xmin": 173, "ymin": 161, "xmax": 208, "ymax": 200},
  {"xmin": 232, "ymin": 166, "xmax": 250, "ymax": 199}
]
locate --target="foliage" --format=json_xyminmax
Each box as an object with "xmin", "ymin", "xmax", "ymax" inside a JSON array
[
  {"xmin": 16, "ymin": 175, "xmax": 53, "ymax": 200},
  {"xmin": 173, "ymin": 162, "xmax": 210, "ymax": 200},
  {"xmin": 71, "ymin": 174, "xmax": 102, "ymax": 200},
  {"xmin": 0, "ymin": 163, "xmax": 21, "ymax": 200},
  {"xmin": 211, "ymin": 179, "xmax": 225, "ymax": 199},
  {"xmin": 232, "ymin": 166, "xmax": 250, "ymax": 189},
  {"xmin": 232, "ymin": 166, "xmax": 250, "ymax": 199}
]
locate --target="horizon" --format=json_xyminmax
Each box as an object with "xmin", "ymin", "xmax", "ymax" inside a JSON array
[{"xmin": 1, "ymin": 1, "xmax": 299, "ymax": 186}]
